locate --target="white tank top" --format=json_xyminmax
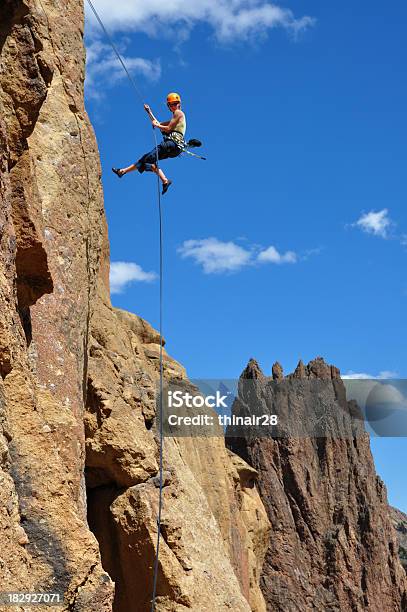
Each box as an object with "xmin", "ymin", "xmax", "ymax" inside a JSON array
[{"xmin": 174, "ymin": 111, "xmax": 186, "ymax": 136}]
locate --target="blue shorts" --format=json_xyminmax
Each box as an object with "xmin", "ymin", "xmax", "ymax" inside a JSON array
[{"xmin": 135, "ymin": 140, "xmax": 182, "ymax": 173}]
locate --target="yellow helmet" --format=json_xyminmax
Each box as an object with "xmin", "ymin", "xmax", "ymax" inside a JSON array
[{"xmin": 167, "ymin": 92, "xmax": 181, "ymax": 105}]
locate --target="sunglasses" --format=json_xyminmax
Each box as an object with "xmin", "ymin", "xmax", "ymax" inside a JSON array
[{"xmin": 168, "ymin": 101, "xmax": 180, "ymax": 106}]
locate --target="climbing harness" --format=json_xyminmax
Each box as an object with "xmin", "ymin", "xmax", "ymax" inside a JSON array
[
  {"xmin": 162, "ymin": 131, "xmax": 207, "ymax": 161},
  {"xmin": 163, "ymin": 130, "xmax": 185, "ymax": 148},
  {"xmin": 162, "ymin": 132, "xmax": 207, "ymax": 161},
  {"xmin": 85, "ymin": 1, "xmax": 168, "ymax": 610}
]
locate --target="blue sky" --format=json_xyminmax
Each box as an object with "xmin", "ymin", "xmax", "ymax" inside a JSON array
[{"xmin": 84, "ymin": 1, "xmax": 407, "ymax": 510}]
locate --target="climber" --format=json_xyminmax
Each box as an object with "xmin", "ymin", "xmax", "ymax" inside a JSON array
[{"xmin": 112, "ymin": 92, "xmax": 187, "ymax": 195}]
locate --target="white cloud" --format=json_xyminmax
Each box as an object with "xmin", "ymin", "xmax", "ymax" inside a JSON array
[
  {"xmin": 85, "ymin": 0, "xmax": 315, "ymax": 43},
  {"xmin": 85, "ymin": 39, "xmax": 161, "ymax": 99},
  {"xmin": 342, "ymin": 370, "xmax": 398, "ymax": 380},
  {"xmin": 257, "ymin": 245, "xmax": 297, "ymax": 264},
  {"xmin": 354, "ymin": 209, "xmax": 391, "ymax": 238},
  {"xmin": 301, "ymin": 247, "xmax": 323, "ymax": 260},
  {"xmin": 178, "ymin": 238, "xmax": 299, "ymax": 273},
  {"xmin": 110, "ymin": 261, "xmax": 157, "ymax": 293},
  {"xmin": 178, "ymin": 238, "xmax": 252, "ymax": 274}
]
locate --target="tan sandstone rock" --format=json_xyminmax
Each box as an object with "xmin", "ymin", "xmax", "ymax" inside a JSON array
[
  {"xmin": 86, "ymin": 294, "xmax": 270, "ymax": 611},
  {"xmin": 1, "ymin": 0, "xmax": 113, "ymax": 608}
]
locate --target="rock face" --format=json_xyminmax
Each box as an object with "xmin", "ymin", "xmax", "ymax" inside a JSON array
[
  {"xmin": 391, "ymin": 507, "xmax": 407, "ymax": 573},
  {"xmin": 0, "ymin": 2, "xmax": 269, "ymax": 610},
  {"xmin": 1, "ymin": 0, "xmax": 113, "ymax": 608},
  {"xmin": 227, "ymin": 358, "xmax": 407, "ymax": 611},
  {"xmin": 85, "ymin": 300, "xmax": 270, "ymax": 611}
]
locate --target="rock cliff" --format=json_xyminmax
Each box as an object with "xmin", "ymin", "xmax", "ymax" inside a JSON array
[
  {"xmin": 0, "ymin": 2, "xmax": 268, "ymax": 610},
  {"xmin": 227, "ymin": 358, "xmax": 407, "ymax": 611},
  {"xmin": 391, "ymin": 507, "xmax": 407, "ymax": 574},
  {"xmin": 1, "ymin": 0, "xmax": 113, "ymax": 608}
]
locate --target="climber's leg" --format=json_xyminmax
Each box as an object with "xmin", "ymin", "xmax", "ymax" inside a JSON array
[
  {"xmin": 112, "ymin": 141, "xmax": 180, "ymax": 187},
  {"xmin": 150, "ymin": 163, "xmax": 168, "ymax": 184}
]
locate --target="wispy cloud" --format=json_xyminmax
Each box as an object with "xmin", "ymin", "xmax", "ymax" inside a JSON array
[
  {"xmin": 301, "ymin": 247, "xmax": 323, "ymax": 260},
  {"xmin": 342, "ymin": 370, "xmax": 398, "ymax": 380},
  {"xmin": 178, "ymin": 238, "xmax": 300, "ymax": 274},
  {"xmin": 354, "ymin": 209, "xmax": 392, "ymax": 239},
  {"xmin": 85, "ymin": 39, "xmax": 161, "ymax": 100},
  {"xmin": 257, "ymin": 245, "xmax": 297, "ymax": 264},
  {"xmin": 85, "ymin": 0, "xmax": 315, "ymax": 43},
  {"xmin": 110, "ymin": 261, "xmax": 157, "ymax": 293}
]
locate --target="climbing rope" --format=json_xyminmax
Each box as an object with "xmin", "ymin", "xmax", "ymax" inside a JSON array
[
  {"xmin": 86, "ymin": 0, "xmax": 145, "ymax": 103},
  {"xmin": 151, "ymin": 125, "xmax": 164, "ymax": 612},
  {"xmin": 86, "ymin": 2, "xmax": 164, "ymax": 610}
]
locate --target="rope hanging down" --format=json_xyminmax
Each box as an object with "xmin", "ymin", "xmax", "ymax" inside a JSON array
[{"xmin": 86, "ymin": 2, "xmax": 164, "ymax": 610}]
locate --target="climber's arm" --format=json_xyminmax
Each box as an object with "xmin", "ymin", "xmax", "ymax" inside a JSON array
[
  {"xmin": 152, "ymin": 111, "xmax": 182, "ymax": 133},
  {"xmin": 144, "ymin": 104, "xmax": 158, "ymax": 123}
]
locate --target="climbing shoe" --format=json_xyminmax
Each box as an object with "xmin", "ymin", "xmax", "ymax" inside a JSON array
[
  {"xmin": 112, "ymin": 167, "xmax": 124, "ymax": 178},
  {"xmin": 162, "ymin": 180, "xmax": 172, "ymax": 195}
]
